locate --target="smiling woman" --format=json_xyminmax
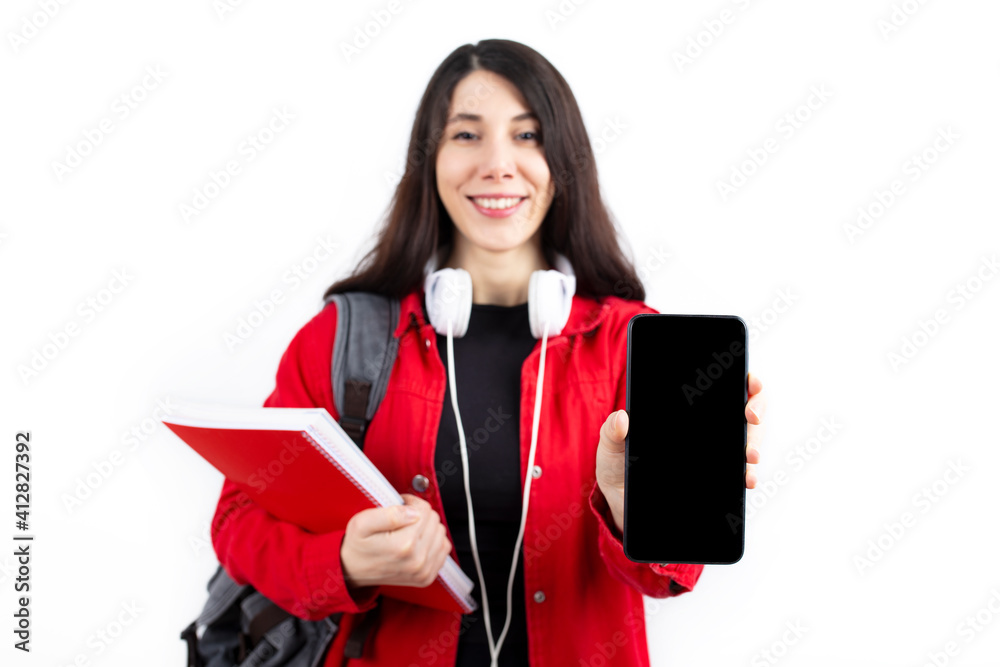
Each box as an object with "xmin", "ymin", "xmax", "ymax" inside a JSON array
[
  {"xmin": 434, "ymin": 70, "xmax": 556, "ymax": 306},
  {"xmin": 207, "ymin": 38, "xmax": 764, "ymax": 667},
  {"xmin": 320, "ymin": 39, "xmax": 642, "ymax": 305}
]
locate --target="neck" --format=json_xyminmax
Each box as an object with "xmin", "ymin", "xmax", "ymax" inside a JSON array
[{"xmin": 444, "ymin": 237, "xmax": 549, "ymax": 306}]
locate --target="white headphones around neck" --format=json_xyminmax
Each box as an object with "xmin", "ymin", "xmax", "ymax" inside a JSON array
[
  {"xmin": 420, "ymin": 245, "xmax": 577, "ymax": 667},
  {"xmin": 422, "ymin": 246, "xmax": 577, "ymax": 339}
]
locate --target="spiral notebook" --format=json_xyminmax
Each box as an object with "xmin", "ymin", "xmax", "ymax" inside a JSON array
[{"xmin": 162, "ymin": 399, "xmax": 477, "ymax": 615}]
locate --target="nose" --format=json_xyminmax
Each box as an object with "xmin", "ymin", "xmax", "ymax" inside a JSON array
[{"xmin": 478, "ymin": 136, "xmax": 515, "ymax": 181}]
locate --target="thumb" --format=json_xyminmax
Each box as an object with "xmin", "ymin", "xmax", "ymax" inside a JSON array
[
  {"xmin": 599, "ymin": 410, "xmax": 629, "ymax": 454},
  {"xmin": 355, "ymin": 501, "xmax": 419, "ymax": 536}
]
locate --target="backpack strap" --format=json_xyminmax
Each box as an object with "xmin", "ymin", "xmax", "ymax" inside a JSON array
[
  {"xmin": 183, "ymin": 565, "xmax": 253, "ymax": 667},
  {"xmin": 325, "ymin": 291, "xmax": 400, "ymax": 448},
  {"xmin": 180, "ymin": 622, "xmax": 202, "ymax": 667},
  {"xmin": 323, "ymin": 290, "xmax": 400, "ymax": 659},
  {"xmin": 198, "ymin": 565, "xmax": 248, "ymax": 627},
  {"xmin": 241, "ymin": 591, "xmax": 294, "ymax": 646}
]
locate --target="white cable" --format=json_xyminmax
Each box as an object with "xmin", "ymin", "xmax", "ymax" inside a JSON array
[
  {"xmin": 446, "ymin": 316, "xmax": 551, "ymax": 667},
  {"xmin": 495, "ymin": 320, "xmax": 548, "ymax": 657},
  {"xmin": 447, "ymin": 318, "xmax": 497, "ymax": 666}
]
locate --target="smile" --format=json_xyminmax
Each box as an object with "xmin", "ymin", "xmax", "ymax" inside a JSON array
[{"xmin": 467, "ymin": 196, "xmax": 527, "ymax": 218}]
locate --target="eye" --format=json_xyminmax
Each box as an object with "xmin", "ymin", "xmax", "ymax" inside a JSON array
[
  {"xmin": 518, "ymin": 131, "xmax": 539, "ymax": 141},
  {"xmin": 453, "ymin": 131, "xmax": 477, "ymax": 140}
]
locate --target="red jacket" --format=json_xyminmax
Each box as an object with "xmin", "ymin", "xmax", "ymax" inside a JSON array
[{"xmin": 211, "ymin": 287, "xmax": 704, "ymax": 666}]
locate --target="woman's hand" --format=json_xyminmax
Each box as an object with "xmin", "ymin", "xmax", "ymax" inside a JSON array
[
  {"xmin": 744, "ymin": 372, "xmax": 766, "ymax": 488},
  {"xmin": 595, "ymin": 372, "xmax": 767, "ymax": 533},
  {"xmin": 340, "ymin": 493, "xmax": 454, "ymax": 592}
]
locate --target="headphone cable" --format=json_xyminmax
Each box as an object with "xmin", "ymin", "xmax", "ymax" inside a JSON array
[{"xmin": 446, "ymin": 317, "xmax": 550, "ymax": 667}]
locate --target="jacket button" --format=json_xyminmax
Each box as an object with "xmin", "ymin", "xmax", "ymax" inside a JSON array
[
  {"xmin": 533, "ymin": 590, "xmax": 546, "ymax": 603},
  {"xmin": 411, "ymin": 474, "xmax": 429, "ymax": 493},
  {"xmin": 531, "ymin": 465, "xmax": 542, "ymax": 479},
  {"xmin": 425, "ymin": 338, "xmax": 431, "ymax": 348}
]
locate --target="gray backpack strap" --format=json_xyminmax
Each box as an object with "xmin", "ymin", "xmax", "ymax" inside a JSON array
[
  {"xmin": 322, "ymin": 291, "xmax": 398, "ymax": 660},
  {"xmin": 198, "ymin": 565, "xmax": 249, "ymax": 626},
  {"xmin": 324, "ymin": 292, "xmax": 400, "ymax": 449}
]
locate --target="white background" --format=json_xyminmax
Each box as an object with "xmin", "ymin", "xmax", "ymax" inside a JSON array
[{"xmin": 2, "ymin": 0, "xmax": 999, "ymax": 665}]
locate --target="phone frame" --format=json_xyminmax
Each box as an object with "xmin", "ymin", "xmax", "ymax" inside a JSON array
[{"xmin": 622, "ymin": 313, "xmax": 749, "ymax": 565}]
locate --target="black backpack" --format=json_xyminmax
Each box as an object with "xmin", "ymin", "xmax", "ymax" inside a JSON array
[{"xmin": 181, "ymin": 292, "xmax": 402, "ymax": 667}]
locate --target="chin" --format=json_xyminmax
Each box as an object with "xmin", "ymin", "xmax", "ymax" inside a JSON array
[{"xmin": 466, "ymin": 232, "xmax": 530, "ymax": 254}]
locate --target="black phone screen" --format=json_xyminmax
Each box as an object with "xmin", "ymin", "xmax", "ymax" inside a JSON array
[{"xmin": 623, "ymin": 314, "xmax": 748, "ymax": 565}]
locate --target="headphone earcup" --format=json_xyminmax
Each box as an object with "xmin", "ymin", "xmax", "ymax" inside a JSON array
[
  {"xmin": 424, "ymin": 267, "xmax": 472, "ymax": 337},
  {"xmin": 528, "ymin": 267, "xmax": 576, "ymax": 338}
]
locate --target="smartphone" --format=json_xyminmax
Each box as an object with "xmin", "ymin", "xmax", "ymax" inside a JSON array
[{"xmin": 623, "ymin": 314, "xmax": 748, "ymax": 565}]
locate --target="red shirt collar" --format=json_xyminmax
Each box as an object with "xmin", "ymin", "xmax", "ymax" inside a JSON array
[{"xmin": 393, "ymin": 288, "xmax": 611, "ymax": 339}]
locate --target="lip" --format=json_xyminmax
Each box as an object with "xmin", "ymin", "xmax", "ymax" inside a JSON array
[{"xmin": 467, "ymin": 195, "xmax": 527, "ymax": 218}]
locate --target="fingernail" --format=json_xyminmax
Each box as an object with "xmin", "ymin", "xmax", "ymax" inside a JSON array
[
  {"xmin": 748, "ymin": 405, "xmax": 759, "ymax": 423},
  {"xmin": 612, "ymin": 410, "xmax": 620, "ymax": 431},
  {"xmin": 402, "ymin": 507, "xmax": 419, "ymax": 521}
]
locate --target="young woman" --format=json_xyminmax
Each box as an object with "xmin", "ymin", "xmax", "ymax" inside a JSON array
[{"xmin": 211, "ymin": 39, "xmax": 767, "ymax": 667}]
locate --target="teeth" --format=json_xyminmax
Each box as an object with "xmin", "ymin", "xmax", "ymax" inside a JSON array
[{"xmin": 472, "ymin": 197, "xmax": 522, "ymax": 210}]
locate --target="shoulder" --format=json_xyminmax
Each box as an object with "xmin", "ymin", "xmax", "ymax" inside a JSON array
[
  {"xmin": 569, "ymin": 295, "xmax": 658, "ymax": 374},
  {"xmin": 594, "ymin": 294, "xmax": 660, "ymax": 335},
  {"xmin": 284, "ymin": 300, "xmax": 339, "ymax": 362},
  {"xmin": 273, "ymin": 293, "xmax": 401, "ymax": 411},
  {"xmin": 599, "ymin": 294, "xmax": 659, "ymax": 316},
  {"xmin": 265, "ymin": 301, "xmax": 339, "ymax": 412}
]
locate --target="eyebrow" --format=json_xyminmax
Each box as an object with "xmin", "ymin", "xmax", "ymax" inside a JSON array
[{"xmin": 446, "ymin": 111, "xmax": 538, "ymax": 125}]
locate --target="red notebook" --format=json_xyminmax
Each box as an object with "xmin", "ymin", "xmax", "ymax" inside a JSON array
[{"xmin": 162, "ymin": 400, "xmax": 476, "ymax": 615}]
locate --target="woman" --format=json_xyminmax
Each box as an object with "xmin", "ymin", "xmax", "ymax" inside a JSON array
[{"xmin": 211, "ymin": 39, "xmax": 766, "ymax": 667}]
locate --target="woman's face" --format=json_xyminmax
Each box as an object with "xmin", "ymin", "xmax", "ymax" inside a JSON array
[{"xmin": 435, "ymin": 70, "xmax": 554, "ymax": 255}]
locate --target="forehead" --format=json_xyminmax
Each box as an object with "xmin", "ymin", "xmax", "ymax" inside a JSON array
[{"xmin": 446, "ymin": 70, "xmax": 534, "ymax": 120}]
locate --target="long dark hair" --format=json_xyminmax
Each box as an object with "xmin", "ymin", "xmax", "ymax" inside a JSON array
[{"xmin": 323, "ymin": 39, "xmax": 645, "ymax": 302}]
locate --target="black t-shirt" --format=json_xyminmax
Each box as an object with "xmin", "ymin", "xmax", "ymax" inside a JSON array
[{"xmin": 432, "ymin": 301, "xmax": 537, "ymax": 666}]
